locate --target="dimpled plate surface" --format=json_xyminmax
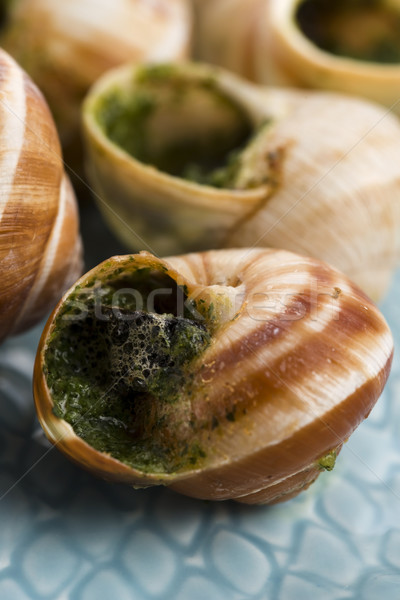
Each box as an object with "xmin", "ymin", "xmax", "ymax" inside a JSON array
[{"xmin": 1, "ymin": 202, "xmax": 400, "ymax": 600}]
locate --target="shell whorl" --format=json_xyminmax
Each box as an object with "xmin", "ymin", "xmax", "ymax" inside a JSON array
[
  {"xmin": 166, "ymin": 249, "xmax": 392, "ymax": 501},
  {"xmin": 34, "ymin": 248, "xmax": 392, "ymax": 504},
  {"xmin": 0, "ymin": 48, "xmax": 82, "ymax": 343},
  {"xmin": 225, "ymin": 88, "xmax": 400, "ymax": 300}
]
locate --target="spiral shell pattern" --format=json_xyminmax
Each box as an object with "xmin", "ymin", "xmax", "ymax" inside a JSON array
[
  {"xmin": 0, "ymin": 48, "xmax": 82, "ymax": 343},
  {"xmin": 34, "ymin": 248, "xmax": 392, "ymax": 504},
  {"xmin": 167, "ymin": 249, "xmax": 393, "ymax": 503}
]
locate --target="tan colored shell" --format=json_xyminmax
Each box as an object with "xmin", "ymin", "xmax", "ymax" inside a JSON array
[
  {"xmin": 0, "ymin": 48, "xmax": 82, "ymax": 343},
  {"xmin": 34, "ymin": 248, "xmax": 393, "ymax": 505},
  {"xmin": 82, "ymin": 61, "xmax": 400, "ymax": 301},
  {"xmin": 0, "ymin": 0, "xmax": 191, "ymax": 148},
  {"xmin": 193, "ymin": 0, "xmax": 400, "ymax": 113},
  {"xmin": 192, "ymin": 0, "xmax": 266, "ymax": 80}
]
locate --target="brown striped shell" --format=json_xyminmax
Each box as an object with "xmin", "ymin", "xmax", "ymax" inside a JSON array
[
  {"xmin": 33, "ymin": 249, "xmax": 393, "ymax": 504},
  {"xmin": 0, "ymin": 48, "xmax": 82, "ymax": 344},
  {"xmin": 0, "ymin": 0, "xmax": 192, "ymax": 149}
]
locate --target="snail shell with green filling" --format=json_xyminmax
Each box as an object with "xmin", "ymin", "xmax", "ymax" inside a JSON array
[
  {"xmin": 82, "ymin": 61, "xmax": 400, "ymax": 302},
  {"xmin": 192, "ymin": 0, "xmax": 400, "ymax": 113},
  {"xmin": 34, "ymin": 249, "xmax": 393, "ymax": 504}
]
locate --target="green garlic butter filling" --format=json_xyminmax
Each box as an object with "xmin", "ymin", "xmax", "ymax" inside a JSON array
[
  {"xmin": 297, "ymin": 0, "xmax": 400, "ymax": 64},
  {"xmin": 43, "ymin": 265, "xmax": 212, "ymax": 474},
  {"xmin": 92, "ymin": 64, "xmax": 264, "ymax": 189}
]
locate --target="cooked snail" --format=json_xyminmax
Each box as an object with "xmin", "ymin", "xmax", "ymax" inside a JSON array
[
  {"xmin": 0, "ymin": 0, "xmax": 191, "ymax": 151},
  {"xmin": 193, "ymin": 0, "xmax": 400, "ymax": 113},
  {"xmin": 82, "ymin": 62, "xmax": 400, "ymax": 301},
  {"xmin": 33, "ymin": 248, "xmax": 393, "ymax": 504},
  {"xmin": 0, "ymin": 48, "xmax": 82, "ymax": 344}
]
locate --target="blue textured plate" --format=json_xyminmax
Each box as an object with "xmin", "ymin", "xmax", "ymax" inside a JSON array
[{"xmin": 1, "ymin": 200, "xmax": 400, "ymax": 600}]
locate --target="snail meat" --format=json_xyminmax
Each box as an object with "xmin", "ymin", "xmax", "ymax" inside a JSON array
[{"xmin": 34, "ymin": 249, "xmax": 393, "ymax": 504}]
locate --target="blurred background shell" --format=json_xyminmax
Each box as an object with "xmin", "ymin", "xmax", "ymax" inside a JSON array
[
  {"xmin": 192, "ymin": 0, "xmax": 400, "ymax": 115},
  {"xmin": 0, "ymin": 48, "xmax": 82, "ymax": 344},
  {"xmin": 0, "ymin": 0, "xmax": 192, "ymax": 161}
]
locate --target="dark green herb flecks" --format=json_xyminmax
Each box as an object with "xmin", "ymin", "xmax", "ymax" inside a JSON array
[
  {"xmin": 44, "ymin": 264, "xmax": 212, "ymax": 474},
  {"xmin": 95, "ymin": 87, "xmax": 156, "ymax": 162},
  {"xmin": 93, "ymin": 64, "xmax": 259, "ymax": 188},
  {"xmin": 106, "ymin": 309, "xmax": 209, "ymax": 401},
  {"xmin": 180, "ymin": 119, "xmax": 274, "ymax": 189}
]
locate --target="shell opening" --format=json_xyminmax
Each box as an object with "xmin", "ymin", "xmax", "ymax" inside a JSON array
[
  {"xmin": 296, "ymin": 0, "xmax": 400, "ymax": 64},
  {"xmin": 42, "ymin": 261, "xmax": 219, "ymax": 475},
  {"xmin": 91, "ymin": 64, "xmax": 274, "ymax": 189}
]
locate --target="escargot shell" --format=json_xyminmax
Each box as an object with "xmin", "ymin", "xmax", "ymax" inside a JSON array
[
  {"xmin": 34, "ymin": 248, "xmax": 393, "ymax": 505},
  {"xmin": 0, "ymin": 48, "xmax": 82, "ymax": 343},
  {"xmin": 0, "ymin": 0, "xmax": 191, "ymax": 149},
  {"xmin": 193, "ymin": 0, "xmax": 400, "ymax": 113},
  {"xmin": 82, "ymin": 61, "xmax": 400, "ymax": 301}
]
